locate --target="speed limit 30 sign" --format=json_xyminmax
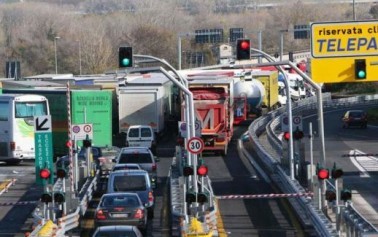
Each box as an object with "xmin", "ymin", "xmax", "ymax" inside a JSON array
[{"xmin": 187, "ymin": 137, "xmax": 204, "ymax": 154}]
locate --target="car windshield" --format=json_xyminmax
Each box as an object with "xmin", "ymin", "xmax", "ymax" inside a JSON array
[
  {"xmin": 113, "ymin": 175, "xmax": 147, "ymax": 191},
  {"xmin": 119, "ymin": 153, "xmax": 152, "ymax": 164},
  {"xmin": 128, "ymin": 128, "xmax": 139, "ymax": 138},
  {"xmin": 349, "ymin": 111, "xmax": 364, "ymax": 117},
  {"xmin": 101, "ymin": 195, "xmax": 140, "ymax": 207},
  {"xmin": 141, "ymin": 127, "xmax": 152, "ymax": 137}
]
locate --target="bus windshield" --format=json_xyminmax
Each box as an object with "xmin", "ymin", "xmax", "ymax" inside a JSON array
[{"xmin": 15, "ymin": 101, "xmax": 48, "ymax": 118}]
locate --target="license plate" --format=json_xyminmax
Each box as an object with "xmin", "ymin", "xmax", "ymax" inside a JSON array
[{"xmin": 112, "ymin": 213, "xmax": 128, "ymax": 218}]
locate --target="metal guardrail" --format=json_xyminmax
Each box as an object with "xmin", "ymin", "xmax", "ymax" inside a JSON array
[{"xmin": 254, "ymin": 93, "xmax": 378, "ymax": 236}]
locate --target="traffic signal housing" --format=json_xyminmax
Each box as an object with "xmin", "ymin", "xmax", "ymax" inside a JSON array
[
  {"xmin": 340, "ymin": 189, "xmax": 352, "ymax": 202},
  {"xmin": 293, "ymin": 130, "xmax": 304, "ymax": 140},
  {"xmin": 119, "ymin": 46, "xmax": 133, "ymax": 68},
  {"xmin": 197, "ymin": 192, "xmax": 209, "ymax": 204},
  {"xmin": 54, "ymin": 192, "xmax": 65, "ymax": 203},
  {"xmin": 331, "ymin": 168, "xmax": 344, "ymax": 179},
  {"xmin": 236, "ymin": 39, "xmax": 251, "ymax": 60},
  {"xmin": 355, "ymin": 59, "xmax": 366, "ymax": 79},
  {"xmin": 56, "ymin": 166, "xmax": 68, "ymax": 179},
  {"xmin": 185, "ymin": 190, "xmax": 196, "ymax": 203},
  {"xmin": 183, "ymin": 165, "xmax": 194, "ymax": 177},
  {"xmin": 83, "ymin": 139, "xmax": 92, "ymax": 148},
  {"xmin": 325, "ymin": 190, "xmax": 336, "ymax": 202},
  {"xmin": 40, "ymin": 192, "xmax": 52, "ymax": 203}
]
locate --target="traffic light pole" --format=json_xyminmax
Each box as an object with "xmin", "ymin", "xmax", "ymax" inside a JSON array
[{"xmin": 133, "ymin": 55, "xmax": 199, "ymax": 217}]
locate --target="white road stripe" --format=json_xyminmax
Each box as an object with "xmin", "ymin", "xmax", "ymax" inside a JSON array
[{"xmin": 349, "ymin": 149, "xmax": 378, "ymax": 177}]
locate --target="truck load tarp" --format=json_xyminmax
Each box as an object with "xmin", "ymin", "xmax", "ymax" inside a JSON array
[{"xmin": 191, "ymin": 88, "xmax": 228, "ymax": 100}]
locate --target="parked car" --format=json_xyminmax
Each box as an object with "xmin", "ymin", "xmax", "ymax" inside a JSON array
[
  {"xmin": 112, "ymin": 163, "xmax": 142, "ymax": 172},
  {"xmin": 126, "ymin": 125, "xmax": 156, "ymax": 154},
  {"xmin": 342, "ymin": 110, "xmax": 368, "ymax": 128},
  {"xmin": 94, "ymin": 192, "xmax": 147, "ymax": 232},
  {"xmin": 107, "ymin": 170, "xmax": 155, "ymax": 219},
  {"xmin": 113, "ymin": 147, "xmax": 158, "ymax": 188},
  {"xmin": 92, "ymin": 225, "xmax": 143, "ymax": 237}
]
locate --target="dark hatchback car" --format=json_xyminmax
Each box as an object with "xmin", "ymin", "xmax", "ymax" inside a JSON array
[
  {"xmin": 94, "ymin": 192, "xmax": 147, "ymax": 232},
  {"xmin": 342, "ymin": 110, "xmax": 368, "ymax": 128}
]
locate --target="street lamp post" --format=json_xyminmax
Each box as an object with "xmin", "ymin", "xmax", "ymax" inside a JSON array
[
  {"xmin": 78, "ymin": 41, "xmax": 82, "ymax": 75},
  {"xmin": 54, "ymin": 36, "xmax": 60, "ymax": 74}
]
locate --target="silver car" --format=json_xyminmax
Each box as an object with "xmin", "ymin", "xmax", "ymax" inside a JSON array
[{"xmin": 114, "ymin": 147, "xmax": 158, "ymax": 188}]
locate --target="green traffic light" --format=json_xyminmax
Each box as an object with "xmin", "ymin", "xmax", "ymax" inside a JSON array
[
  {"xmin": 122, "ymin": 58, "xmax": 130, "ymax": 66},
  {"xmin": 357, "ymin": 70, "xmax": 366, "ymax": 78}
]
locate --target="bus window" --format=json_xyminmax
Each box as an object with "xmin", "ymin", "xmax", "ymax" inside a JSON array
[
  {"xmin": 0, "ymin": 102, "xmax": 9, "ymax": 121},
  {"xmin": 15, "ymin": 102, "xmax": 47, "ymax": 118}
]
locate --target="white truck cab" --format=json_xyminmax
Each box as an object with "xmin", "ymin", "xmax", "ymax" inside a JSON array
[{"xmin": 126, "ymin": 125, "xmax": 156, "ymax": 154}]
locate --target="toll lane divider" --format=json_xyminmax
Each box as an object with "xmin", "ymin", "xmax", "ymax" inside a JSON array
[
  {"xmin": 0, "ymin": 178, "xmax": 17, "ymax": 196},
  {"xmin": 27, "ymin": 170, "xmax": 100, "ymax": 236},
  {"xmin": 263, "ymin": 93, "xmax": 378, "ymax": 236}
]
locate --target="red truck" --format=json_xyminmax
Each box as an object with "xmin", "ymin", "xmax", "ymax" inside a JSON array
[{"xmin": 182, "ymin": 75, "xmax": 234, "ymax": 156}]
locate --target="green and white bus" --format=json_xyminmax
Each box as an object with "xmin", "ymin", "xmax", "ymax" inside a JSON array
[{"xmin": 0, "ymin": 94, "xmax": 50, "ymax": 165}]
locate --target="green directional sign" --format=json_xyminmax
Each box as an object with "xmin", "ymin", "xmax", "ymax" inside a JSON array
[{"xmin": 34, "ymin": 115, "xmax": 54, "ymax": 185}]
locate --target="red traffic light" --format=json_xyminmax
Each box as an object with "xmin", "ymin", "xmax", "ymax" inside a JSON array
[
  {"xmin": 240, "ymin": 40, "xmax": 250, "ymax": 50},
  {"xmin": 283, "ymin": 132, "xmax": 290, "ymax": 141},
  {"xmin": 66, "ymin": 140, "xmax": 72, "ymax": 148},
  {"xmin": 317, "ymin": 168, "xmax": 329, "ymax": 180},
  {"xmin": 236, "ymin": 39, "xmax": 251, "ymax": 60},
  {"xmin": 39, "ymin": 168, "xmax": 51, "ymax": 180},
  {"xmin": 197, "ymin": 165, "xmax": 208, "ymax": 176}
]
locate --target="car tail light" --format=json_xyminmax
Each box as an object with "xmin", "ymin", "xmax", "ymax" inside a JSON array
[
  {"xmin": 10, "ymin": 142, "xmax": 15, "ymax": 151},
  {"xmin": 95, "ymin": 209, "xmax": 106, "ymax": 220},
  {"xmin": 148, "ymin": 191, "xmax": 154, "ymax": 202},
  {"xmin": 134, "ymin": 208, "xmax": 144, "ymax": 219},
  {"xmin": 152, "ymin": 163, "xmax": 157, "ymax": 171}
]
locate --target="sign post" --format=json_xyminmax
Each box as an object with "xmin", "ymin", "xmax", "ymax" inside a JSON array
[{"xmin": 34, "ymin": 115, "xmax": 54, "ymax": 185}]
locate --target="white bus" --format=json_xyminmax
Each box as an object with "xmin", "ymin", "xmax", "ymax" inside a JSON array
[{"xmin": 0, "ymin": 94, "xmax": 50, "ymax": 165}]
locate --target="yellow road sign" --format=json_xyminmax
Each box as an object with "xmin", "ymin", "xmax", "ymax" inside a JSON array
[
  {"xmin": 311, "ymin": 20, "xmax": 378, "ymax": 58},
  {"xmin": 311, "ymin": 56, "xmax": 378, "ymax": 83},
  {"xmin": 311, "ymin": 20, "xmax": 378, "ymax": 83}
]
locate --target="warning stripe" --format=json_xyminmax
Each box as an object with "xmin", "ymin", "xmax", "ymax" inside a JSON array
[
  {"xmin": 66, "ymin": 82, "xmax": 74, "ymax": 195},
  {"xmin": 0, "ymin": 200, "xmax": 38, "ymax": 206},
  {"xmin": 216, "ymin": 192, "xmax": 313, "ymax": 200}
]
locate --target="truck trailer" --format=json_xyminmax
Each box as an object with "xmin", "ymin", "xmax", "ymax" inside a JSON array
[
  {"xmin": 118, "ymin": 72, "xmax": 175, "ymax": 137},
  {"xmin": 183, "ymin": 76, "xmax": 234, "ymax": 156}
]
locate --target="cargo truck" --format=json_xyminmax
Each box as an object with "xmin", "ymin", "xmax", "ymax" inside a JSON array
[
  {"xmin": 118, "ymin": 72, "xmax": 175, "ymax": 138},
  {"xmin": 250, "ymin": 70, "xmax": 280, "ymax": 114},
  {"xmin": 1, "ymin": 80, "xmax": 113, "ymax": 157},
  {"xmin": 183, "ymin": 75, "xmax": 234, "ymax": 156}
]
